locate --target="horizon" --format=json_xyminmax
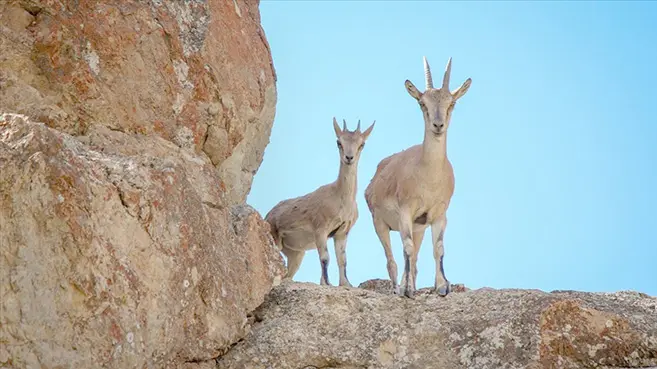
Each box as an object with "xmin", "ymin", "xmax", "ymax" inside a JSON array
[{"xmin": 248, "ymin": 1, "xmax": 657, "ymax": 296}]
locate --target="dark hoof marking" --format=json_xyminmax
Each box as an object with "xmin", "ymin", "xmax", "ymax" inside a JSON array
[
  {"xmin": 321, "ymin": 259, "xmax": 330, "ymax": 286},
  {"xmin": 435, "ymin": 283, "xmax": 450, "ymax": 297},
  {"xmin": 403, "ymin": 252, "xmax": 412, "ymax": 298},
  {"xmin": 438, "ymin": 255, "xmax": 446, "ymax": 279},
  {"xmin": 404, "ymin": 253, "xmax": 410, "ymax": 276},
  {"xmin": 320, "ymin": 280, "xmax": 332, "ymax": 287}
]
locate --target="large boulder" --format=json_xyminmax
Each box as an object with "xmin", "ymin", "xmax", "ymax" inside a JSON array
[
  {"xmin": 0, "ymin": 0, "xmax": 276, "ymax": 202},
  {"xmin": 0, "ymin": 113, "xmax": 284, "ymax": 368},
  {"xmin": 1, "ymin": 0, "xmax": 282, "ymax": 367},
  {"xmin": 216, "ymin": 280, "xmax": 657, "ymax": 369}
]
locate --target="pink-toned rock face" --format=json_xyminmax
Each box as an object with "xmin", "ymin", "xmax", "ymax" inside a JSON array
[
  {"xmin": 1, "ymin": 1, "xmax": 282, "ymax": 366},
  {"xmin": 0, "ymin": 0, "xmax": 276, "ymax": 202},
  {"xmin": 0, "ymin": 113, "xmax": 285, "ymax": 368}
]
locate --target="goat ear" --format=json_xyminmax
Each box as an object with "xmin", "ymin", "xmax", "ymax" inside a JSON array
[
  {"xmin": 332, "ymin": 117, "xmax": 342, "ymax": 137},
  {"xmin": 452, "ymin": 78, "xmax": 472, "ymax": 101},
  {"xmin": 362, "ymin": 121, "xmax": 375, "ymax": 141},
  {"xmin": 405, "ymin": 80, "xmax": 422, "ymax": 100}
]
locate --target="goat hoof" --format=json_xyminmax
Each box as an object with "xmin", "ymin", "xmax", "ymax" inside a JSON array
[
  {"xmin": 401, "ymin": 287, "xmax": 415, "ymax": 299},
  {"xmin": 393, "ymin": 286, "xmax": 401, "ymax": 295},
  {"xmin": 339, "ymin": 281, "xmax": 353, "ymax": 288},
  {"xmin": 435, "ymin": 283, "xmax": 451, "ymax": 297}
]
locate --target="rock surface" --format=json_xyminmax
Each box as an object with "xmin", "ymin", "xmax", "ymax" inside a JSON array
[
  {"xmin": 0, "ymin": 0, "xmax": 276, "ymax": 202},
  {"xmin": 1, "ymin": 0, "xmax": 282, "ymax": 366},
  {"xmin": 217, "ymin": 280, "xmax": 657, "ymax": 369},
  {"xmin": 358, "ymin": 278, "xmax": 469, "ymax": 295},
  {"xmin": 0, "ymin": 113, "xmax": 284, "ymax": 368}
]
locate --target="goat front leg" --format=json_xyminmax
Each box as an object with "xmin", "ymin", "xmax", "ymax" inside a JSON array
[
  {"xmin": 333, "ymin": 233, "xmax": 352, "ymax": 287},
  {"xmin": 399, "ymin": 213, "xmax": 417, "ymax": 298},
  {"xmin": 373, "ymin": 216, "xmax": 398, "ymax": 294},
  {"xmin": 431, "ymin": 217, "xmax": 450, "ymax": 296},
  {"xmin": 412, "ymin": 228, "xmax": 426, "ymax": 285},
  {"xmin": 315, "ymin": 234, "xmax": 331, "ymax": 286}
]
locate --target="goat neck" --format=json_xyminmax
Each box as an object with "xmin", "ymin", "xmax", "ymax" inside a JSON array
[
  {"xmin": 336, "ymin": 159, "xmax": 358, "ymax": 201},
  {"xmin": 421, "ymin": 127, "xmax": 448, "ymax": 167}
]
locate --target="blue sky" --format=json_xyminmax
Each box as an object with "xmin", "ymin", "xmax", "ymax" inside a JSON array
[{"xmin": 248, "ymin": 1, "xmax": 657, "ymax": 296}]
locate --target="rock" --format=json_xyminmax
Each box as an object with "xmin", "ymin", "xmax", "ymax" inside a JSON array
[
  {"xmin": 216, "ymin": 280, "xmax": 657, "ymax": 369},
  {"xmin": 358, "ymin": 278, "xmax": 396, "ymax": 294},
  {"xmin": 358, "ymin": 278, "xmax": 470, "ymax": 295},
  {"xmin": 0, "ymin": 0, "xmax": 276, "ymax": 203},
  {"xmin": 0, "ymin": 113, "xmax": 285, "ymax": 368}
]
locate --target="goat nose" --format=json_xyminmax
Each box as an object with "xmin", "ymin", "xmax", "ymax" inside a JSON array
[
  {"xmin": 345, "ymin": 155, "xmax": 354, "ymax": 161},
  {"xmin": 433, "ymin": 123, "xmax": 444, "ymax": 129}
]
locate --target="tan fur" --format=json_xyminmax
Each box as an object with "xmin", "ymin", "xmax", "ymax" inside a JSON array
[
  {"xmin": 266, "ymin": 118, "xmax": 375, "ymax": 287},
  {"xmin": 364, "ymin": 56, "xmax": 471, "ymax": 298}
]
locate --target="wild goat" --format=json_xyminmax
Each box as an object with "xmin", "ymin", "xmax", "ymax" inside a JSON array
[
  {"xmin": 265, "ymin": 118, "xmax": 375, "ymax": 287},
  {"xmin": 364, "ymin": 56, "xmax": 471, "ymax": 298}
]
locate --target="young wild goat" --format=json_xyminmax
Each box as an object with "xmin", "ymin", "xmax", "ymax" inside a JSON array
[
  {"xmin": 265, "ymin": 118, "xmax": 375, "ymax": 287},
  {"xmin": 364, "ymin": 56, "xmax": 471, "ymax": 298}
]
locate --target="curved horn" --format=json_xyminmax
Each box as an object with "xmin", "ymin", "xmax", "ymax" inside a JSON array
[
  {"xmin": 342, "ymin": 119, "xmax": 347, "ymax": 132},
  {"xmin": 423, "ymin": 56, "xmax": 433, "ymax": 90},
  {"xmin": 442, "ymin": 57, "xmax": 452, "ymax": 90},
  {"xmin": 356, "ymin": 119, "xmax": 361, "ymax": 133}
]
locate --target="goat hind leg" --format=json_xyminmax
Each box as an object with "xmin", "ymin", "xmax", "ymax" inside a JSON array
[
  {"xmin": 373, "ymin": 216, "xmax": 398, "ymax": 294},
  {"xmin": 282, "ymin": 246, "xmax": 305, "ymax": 280}
]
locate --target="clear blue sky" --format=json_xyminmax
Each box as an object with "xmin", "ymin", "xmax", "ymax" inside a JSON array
[{"xmin": 248, "ymin": 1, "xmax": 657, "ymax": 296}]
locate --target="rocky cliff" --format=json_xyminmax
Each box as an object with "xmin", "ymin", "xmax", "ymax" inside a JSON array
[
  {"xmin": 0, "ymin": 113, "xmax": 284, "ymax": 368},
  {"xmin": 0, "ymin": 0, "xmax": 275, "ymax": 202},
  {"xmin": 218, "ymin": 280, "xmax": 657, "ymax": 369},
  {"xmin": 1, "ymin": 0, "xmax": 282, "ymax": 368}
]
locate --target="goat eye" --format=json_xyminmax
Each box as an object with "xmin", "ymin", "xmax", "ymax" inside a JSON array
[
  {"xmin": 336, "ymin": 140, "xmax": 342, "ymax": 148},
  {"xmin": 359, "ymin": 144, "xmax": 365, "ymax": 150}
]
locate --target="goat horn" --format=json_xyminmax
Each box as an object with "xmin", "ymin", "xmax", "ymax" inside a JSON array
[
  {"xmin": 423, "ymin": 56, "xmax": 433, "ymax": 90},
  {"xmin": 442, "ymin": 57, "xmax": 452, "ymax": 90},
  {"xmin": 356, "ymin": 119, "xmax": 361, "ymax": 132},
  {"xmin": 342, "ymin": 119, "xmax": 347, "ymax": 132}
]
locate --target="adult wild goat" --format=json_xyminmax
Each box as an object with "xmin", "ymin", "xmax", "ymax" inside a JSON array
[{"xmin": 365, "ymin": 56, "xmax": 471, "ymax": 298}]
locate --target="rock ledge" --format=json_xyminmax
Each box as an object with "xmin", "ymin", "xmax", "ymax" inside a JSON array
[{"xmin": 217, "ymin": 280, "xmax": 657, "ymax": 369}]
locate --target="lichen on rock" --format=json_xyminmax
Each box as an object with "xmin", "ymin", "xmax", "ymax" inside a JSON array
[{"xmin": 0, "ymin": 0, "xmax": 276, "ymax": 203}]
